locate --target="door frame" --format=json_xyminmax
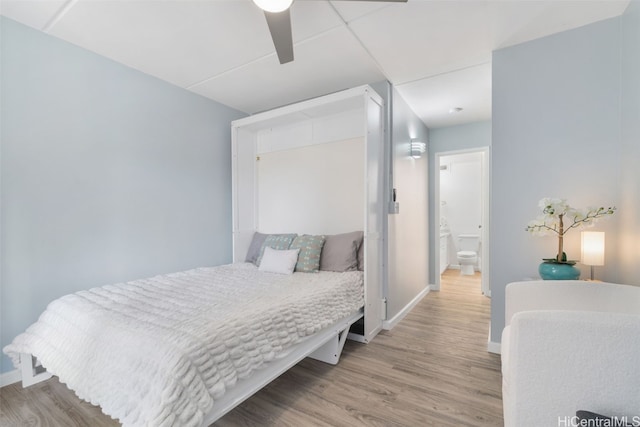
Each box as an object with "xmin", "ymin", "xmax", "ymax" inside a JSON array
[{"xmin": 433, "ymin": 146, "xmax": 490, "ymax": 296}]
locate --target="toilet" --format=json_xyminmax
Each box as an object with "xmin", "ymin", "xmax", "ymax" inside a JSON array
[{"xmin": 457, "ymin": 234, "xmax": 480, "ymax": 275}]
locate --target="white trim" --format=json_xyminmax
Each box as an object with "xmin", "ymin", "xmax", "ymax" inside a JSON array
[
  {"xmin": 0, "ymin": 369, "xmax": 21, "ymax": 387},
  {"xmin": 231, "ymin": 85, "xmax": 373, "ymax": 128},
  {"xmin": 434, "ymin": 147, "xmax": 490, "ymax": 297},
  {"xmin": 487, "ymin": 340, "xmax": 501, "ymax": 354},
  {"xmin": 487, "ymin": 322, "xmax": 501, "ymax": 354},
  {"xmin": 382, "ymin": 285, "xmax": 430, "ymax": 330},
  {"xmin": 480, "ymin": 147, "xmax": 491, "ymax": 297}
]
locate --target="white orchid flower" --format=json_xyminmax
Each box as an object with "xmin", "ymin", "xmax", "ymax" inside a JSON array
[{"xmin": 526, "ymin": 198, "xmax": 616, "ymax": 263}]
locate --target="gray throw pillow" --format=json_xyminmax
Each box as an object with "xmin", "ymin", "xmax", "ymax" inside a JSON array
[
  {"xmin": 357, "ymin": 237, "xmax": 365, "ymax": 271},
  {"xmin": 245, "ymin": 232, "xmax": 268, "ymax": 265},
  {"xmin": 320, "ymin": 231, "xmax": 364, "ymax": 272}
]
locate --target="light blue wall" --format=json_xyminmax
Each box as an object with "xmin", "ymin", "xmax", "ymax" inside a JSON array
[
  {"xmin": 618, "ymin": 0, "xmax": 640, "ymax": 285},
  {"xmin": 427, "ymin": 121, "xmax": 491, "ymax": 284},
  {"xmin": 0, "ymin": 18, "xmax": 246, "ymax": 373},
  {"xmin": 491, "ymin": 16, "xmax": 626, "ymax": 343}
]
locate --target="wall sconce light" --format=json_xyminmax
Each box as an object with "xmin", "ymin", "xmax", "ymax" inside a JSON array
[
  {"xmin": 410, "ymin": 140, "xmax": 426, "ymax": 159},
  {"xmin": 581, "ymin": 231, "xmax": 605, "ymax": 280}
]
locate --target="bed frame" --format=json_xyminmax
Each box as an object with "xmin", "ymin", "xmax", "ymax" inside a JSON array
[
  {"xmin": 17, "ymin": 86, "xmax": 385, "ymax": 427},
  {"xmin": 200, "ymin": 309, "xmax": 363, "ymax": 425},
  {"xmin": 19, "ymin": 353, "xmax": 52, "ymax": 387}
]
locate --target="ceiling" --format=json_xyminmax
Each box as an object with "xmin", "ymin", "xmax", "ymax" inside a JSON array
[{"xmin": 0, "ymin": 0, "xmax": 630, "ymax": 128}]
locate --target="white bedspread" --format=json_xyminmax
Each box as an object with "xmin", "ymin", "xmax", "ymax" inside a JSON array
[{"xmin": 3, "ymin": 263, "xmax": 364, "ymax": 427}]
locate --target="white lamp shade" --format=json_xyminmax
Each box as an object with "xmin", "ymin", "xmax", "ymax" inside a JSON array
[{"xmin": 581, "ymin": 231, "xmax": 605, "ymax": 266}]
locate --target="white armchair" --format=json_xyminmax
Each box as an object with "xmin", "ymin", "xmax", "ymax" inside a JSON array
[{"xmin": 501, "ymin": 280, "xmax": 640, "ymax": 427}]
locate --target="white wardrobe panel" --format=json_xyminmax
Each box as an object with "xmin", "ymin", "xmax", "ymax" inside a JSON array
[
  {"xmin": 257, "ymin": 138, "xmax": 364, "ymax": 235},
  {"xmin": 256, "ymin": 122, "xmax": 312, "ymax": 154},
  {"xmin": 363, "ymin": 94, "xmax": 384, "ymax": 341},
  {"xmin": 232, "ymin": 127, "xmax": 257, "ymax": 262},
  {"xmin": 256, "ymin": 108, "xmax": 365, "ymax": 155},
  {"xmin": 311, "ymin": 109, "xmax": 364, "ymax": 145}
]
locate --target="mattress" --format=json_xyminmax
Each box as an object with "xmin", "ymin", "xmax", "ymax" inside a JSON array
[{"xmin": 3, "ymin": 263, "xmax": 364, "ymax": 427}]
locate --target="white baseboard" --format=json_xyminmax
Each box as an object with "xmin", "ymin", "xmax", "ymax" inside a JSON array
[
  {"xmin": 382, "ymin": 285, "xmax": 430, "ymax": 330},
  {"xmin": 486, "ymin": 323, "xmax": 501, "ymax": 354},
  {"xmin": 0, "ymin": 369, "xmax": 21, "ymax": 387},
  {"xmin": 487, "ymin": 340, "xmax": 501, "ymax": 354},
  {"xmin": 487, "ymin": 340, "xmax": 502, "ymax": 354}
]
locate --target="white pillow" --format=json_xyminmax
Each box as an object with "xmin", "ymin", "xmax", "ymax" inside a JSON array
[{"xmin": 258, "ymin": 246, "xmax": 300, "ymax": 275}]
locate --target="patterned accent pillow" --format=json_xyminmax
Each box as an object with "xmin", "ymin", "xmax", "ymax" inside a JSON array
[
  {"xmin": 256, "ymin": 234, "xmax": 297, "ymax": 266},
  {"xmin": 290, "ymin": 235, "xmax": 326, "ymax": 273}
]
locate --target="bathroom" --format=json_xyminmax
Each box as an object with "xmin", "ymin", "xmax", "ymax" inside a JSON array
[{"xmin": 438, "ymin": 150, "xmax": 488, "ymax": 295}]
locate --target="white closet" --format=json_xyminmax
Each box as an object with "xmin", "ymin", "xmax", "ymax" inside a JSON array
[{"xmin": 231, "ymin": 85, "xmax": 385, "ymax": 343}]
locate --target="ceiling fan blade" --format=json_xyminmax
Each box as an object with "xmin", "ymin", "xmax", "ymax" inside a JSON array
[{"xmin": 264, "ymin": 10, "xmax": 294, "ymax": 64}]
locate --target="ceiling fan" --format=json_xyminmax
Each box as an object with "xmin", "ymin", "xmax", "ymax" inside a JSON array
[{"xmin": 252, "ymin": 0, "xmax": 407, "ymax": 64}]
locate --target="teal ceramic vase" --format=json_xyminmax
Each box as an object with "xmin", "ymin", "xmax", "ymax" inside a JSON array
[{"xmin": 538, "ymin": 262, "xmax": 580, "ymax": 280}]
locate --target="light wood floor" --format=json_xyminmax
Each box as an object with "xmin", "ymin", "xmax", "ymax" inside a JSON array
[{"xmin": 0, "ymin": 269, "xmax": 502, "ymax": 426}]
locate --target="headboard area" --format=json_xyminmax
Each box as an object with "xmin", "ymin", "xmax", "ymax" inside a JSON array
[{"xmin": 257, "ymin": 137, "xmax": 364, "ymax": 236}]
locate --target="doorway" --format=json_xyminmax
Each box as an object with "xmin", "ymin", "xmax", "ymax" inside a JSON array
[{"xmin": 434, "ymin": 147, "xmax": 490, "ymax": 296}]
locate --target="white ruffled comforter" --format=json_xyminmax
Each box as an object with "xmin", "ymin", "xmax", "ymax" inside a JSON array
[{"xmin": 3, "ymin": 263, "xmax": 364, "ymax": 427}]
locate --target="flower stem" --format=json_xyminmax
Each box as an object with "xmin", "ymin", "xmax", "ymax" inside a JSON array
[{"xmin": 557, "ymin": 214, "xmax": 564, "ymax": 262}]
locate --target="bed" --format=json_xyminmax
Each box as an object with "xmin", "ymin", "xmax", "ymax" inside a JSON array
[
  {"xmin": 4, "ymin": 86, "xmax": 384, "ymax": 426},
  {"xmin": 3, "ymin": 262, "xmax": 364, "ymax": 426}
]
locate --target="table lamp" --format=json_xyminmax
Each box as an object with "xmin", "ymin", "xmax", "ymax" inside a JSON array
[{"xmin": 581, "ymin": 231, "xmax": 605, "ymax": 280}]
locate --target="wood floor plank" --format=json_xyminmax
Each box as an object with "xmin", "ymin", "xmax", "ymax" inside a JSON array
[{"xmin": 0, "ymin": 269, "xmax": 503, "ymax": 426}]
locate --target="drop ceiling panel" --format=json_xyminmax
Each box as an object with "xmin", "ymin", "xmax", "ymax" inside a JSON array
[
  {"xmin": 396, "ymin": 62, "xmax": 491, "ymax": 129},
  {"xmin": 348, "ymin": 0, "xmax": 629, "ymax": 86},
  {"xmin": 46, "ymin": 1, "xmax": 269, "ymax": 88},
  {"xmin": 190, "ymin": 26, "xmax": 385, "ymax": 114},
  {"xmin": 347, "ymin": 1, "xmax": 494, "ymax": 85},
  {"xmin": 290, "ymin": 1, "xmax": 345, "ymax": 40},
  {"xmin": 0, "ymin": 0, "xmax": 67, "ymax": 30},
  {"xmin": 485, "ymin": 0, "xmax": 630, "ymax": 50},
  {"xmin": 329, "ymin": 1, "xmax": 392, "ymax": 22},
  {"xmin": 45, "ymin": 0, "xmax": 343, "ymax": 88}
]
